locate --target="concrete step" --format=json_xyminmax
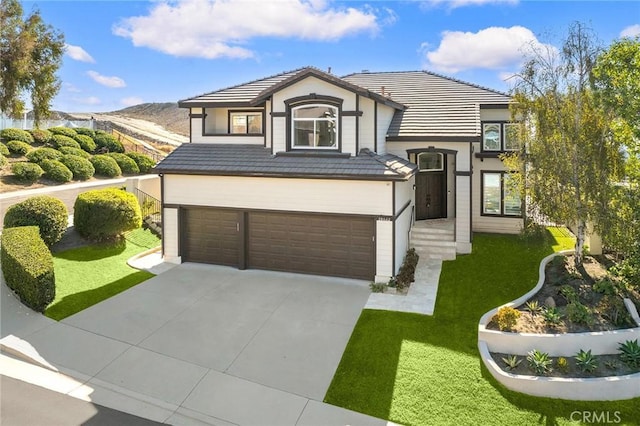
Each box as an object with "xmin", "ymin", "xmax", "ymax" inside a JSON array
[
  {"xmin": 411, "ymin": 239, "xmax": 457, "ymax": 249},
  {"xmin": 410, "ymin": 227, "xmax": 454, "ymax": 236},
  {"xmin": 413, "ymin": 248, "xmax": 457, "ymax": 261},
  {"xmin": 410, "ymin": 231, "xmax": 454, "ymax": 241}
]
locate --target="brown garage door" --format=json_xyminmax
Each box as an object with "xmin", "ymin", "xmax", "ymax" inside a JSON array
[
  {"xmin": 181, "ymin": 208, "xmax": 239, "ymax": 266},
  {"xmin": 248, "ymin": 212, "xmax": 375, "ymax": 280}
]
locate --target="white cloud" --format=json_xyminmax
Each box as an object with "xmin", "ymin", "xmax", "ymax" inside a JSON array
[
  {"xmin": 74, "ymin": 96, "xmax": 101, "ymax": 105},
  {"xmin": 113, "ymin": 0, "xmax": 380, "ymax": 59},
  {"xmin": 423, "ymin": 26, "xmax": 553, "ymax": 73},
  {"xmin": 65, "ymin": 44, "xmax": 95, "ymax": 63},
  {"xmin": 63, "ymin": 82, "xmax": 81, "ymax": 93},
  {"xmin": 620, "ymin": 24, "xmax": 640, "ymax": 38},
  {"xmin": 87, "ymin": 70, "xmax": 126, "ymax": 88},
  {"xmin": 422, "ymin": 0, "xmax": 518, "ymax": 9},
  {"xmin": 121, "ymin": 96, "xmax": 143, "ymax": 106}
]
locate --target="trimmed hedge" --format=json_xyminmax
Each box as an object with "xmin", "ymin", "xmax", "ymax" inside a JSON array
[
  {"xmin": 74, "ymin": 127, "xmax": 96, "ymax": 138},
  {"xmin": 0, "ymin": 143, "xmax": 8, "ymax": 156},
  {"xmin": 61, "ymin": 154, "xmax": 95, "ymax": 180},
  {"xmin": 48, "ymin": 126, "xmax": 77, "ymax": 137},
  {"xmin": 3, "ymin": 195, "xmax": 68, "ymax": 246},
  {"xmin": 0, "ymin": 153, "xmax": 6, "ymax": 168},
  {"xmin": 94, "ymin": 133, "xmax": 124, "ymax": 153},
  {"xmin": 73, "ymin": 134, "xmax": 96, "ymax": 153},
  {"xmin": 6, "ymin": 140, "xmax": 32, "ymax": 155},
  {"xmin": 90, "ymin": 155, "xmax": 121, "ymax": 177},
  {"xmin": 29, "ymin": 128, "xmax": 53, "ymax": 145},
  {"xmin": 11, "ymin": 162, "xmax": 44, "ymax": 183},
  {"xmin": 126, "ymin": 152, "xmax": 156, "ymax": 173},
  {"xmin": 26, "ymin": 147, "xmax": 64, "ymax": 164},
  {"xmin": 74, "ymin": 188, "xmax": 142, "ymax": 241},
  {"xmin": 51, "ymin": 134, "xmax": 81, "ymax": 150},
  {"xmin": 0, "ymin": 128, "xmax": 34, "ymax": 144},
  {"xmin": 58, "ymin": 146, "xmax": 91, "ymax": 159},
  {"xmin": 106, "ymin": 153, "xmax": 139, "ymax": 174},
  {"xmin": 41, "ymin": 159, "xmax": 73, "ymax": 183},
  {"xmin": 1, "ymin": 226, "xmax": 55, "ymax": 312}
]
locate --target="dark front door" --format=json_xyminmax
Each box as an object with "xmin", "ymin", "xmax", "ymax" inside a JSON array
[{"xmin": 415, "ymin": 172, "xmax": 446, "ymax": 220}]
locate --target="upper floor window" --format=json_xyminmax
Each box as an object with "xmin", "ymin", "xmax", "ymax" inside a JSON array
[
  {"xmin": 292, "ymin": 104, "xmax": 337, "ymax": 149},
  {"xmin": 230, "ymin": 111, "xmax": 262, "ymax": 134},
  {"xmin": 482, "ymin": 122, "xmax": 521, "ymax": 152}
]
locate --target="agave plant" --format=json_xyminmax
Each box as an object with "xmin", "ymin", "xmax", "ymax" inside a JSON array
[
  {"xmin": 501, "ymin": 354, "xmax": 522, "ymax": 371},
  {"xmin": 618, "ymin": 339, "xmax": 640, "ymax": 368},
  {"xmin": 575, "ymin": 349, "xmax": 598, "ymax": 373},
  {"xmin": 527, "ymin": 349, "xmax": 552, "ymax": 375}
]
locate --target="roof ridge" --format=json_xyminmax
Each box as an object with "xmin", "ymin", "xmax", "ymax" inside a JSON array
[
  {"xmin": 178, "ymin": 66, "xmax": 312, "ymax": 103},
  {"xmin": 342, "ymin": 69, "xmax": 510, "ymax": 97}
]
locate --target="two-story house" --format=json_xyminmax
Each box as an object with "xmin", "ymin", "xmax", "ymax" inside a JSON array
[{"xmin": 153, "ymin": 67, "xmax": 522, "ymax": 282}]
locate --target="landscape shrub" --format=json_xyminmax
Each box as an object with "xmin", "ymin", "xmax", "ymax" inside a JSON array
[
  {"xmin": 90, "ymin": 155, "xmax": 121, "ymax": 177},
  {"xmin": 395, "ymin": 248, "xmax": 420, "ymax": 290},
  {"xmin": 3, "ymin": 195, "xmax": 68, "ymax": 246},
  {"xmin": 74, "ymin": 188, "xmax": 142, "ymax": 241},
  {"xmin": 0, "ymin": 143, "xmax": 8, "ymax": 156},
  {"xmin": 495, "ymin": 306, "xmax": 521, "ymax": 331},
  {"xmin": 61, "ymin": 154, "xmax": 95, "ymax": 180},
  {"xmin": 106, "ymin": 153, "xmax": 139, "ymax": 174},
  {"xmin": 47, "ymin": 126, "xmax": 77, "ymax": 137},
  {"xmin": 0, "ymin": 128, "xmax": 34, "ymax": 144},
  {"xmin": 74, "ymin": 127, "xmax": 96, "ymax": 138},
  {"xmin": 73, "ymin": 134, "xmax": 96, "ymax": 153},
  {"xmin": 0, "ymin": 226, "xmax": 55, "ymax": 312},
  {"xmin": 126, "ymin": 152, "xmax": 156, "ymax": 173},
  {"xmin": 0, "ymin": 153, "xmax": 6, "ymax": 168},
  {"xmin": 29, "ymin": 128, "xmax": 53, "ymax": 144},
  {"xmin": 26, "ymin": 147, "xmax": 63, "ymax": 164},
  {"xmin": 51, "ymin": 134, "xmax": 81, "ymax": 150},
  {"xmin": 41, "ymin": 159, "xmax": 73, "ymax": 183},
  {"xmin": 6, "ymin": 140, "xmax": 32, "ymax": 156},
  {"xmin": 11, "ymin": 162, "xmax": 44, "ymax": 183},
  {"xmin": 93, "ymin": 132, "xmax": 124, "ymax": 153},
  {"xmin": 58, "ymin": 146, "xmax": 91, "ymax": 159}
]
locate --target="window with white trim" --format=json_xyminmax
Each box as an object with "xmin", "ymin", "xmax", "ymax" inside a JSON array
[
  {"xmin": 292, "ymin": 104, "xmax": 337, "ymax": 149},
  {"xmin": 230, "ymin": 111, "xmax": 262, "ymax": 134},
  {"xmin": 482, "ymin": 122, "xmax": 521, "ymax": 152},
  {"xmin": 417, "ymin": 152, "xmax": 444, "ymax": 171},
  {"xmin": 482, "ymin": 172, "xmax": 522, "ymax": 216}
]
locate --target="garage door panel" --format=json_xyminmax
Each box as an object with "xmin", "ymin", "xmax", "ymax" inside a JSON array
[
  {"xmin": 182, "ymin": 208, "xmax": 239, "ymax": 266},
  {"xmin": 248, "ymin": 212, "xmax": 374, "ymax": 280}
]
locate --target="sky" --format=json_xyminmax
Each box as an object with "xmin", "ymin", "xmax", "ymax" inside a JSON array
[{"xmin": 20, "ymin": 0, "xmax": 640, "ymax": 113}]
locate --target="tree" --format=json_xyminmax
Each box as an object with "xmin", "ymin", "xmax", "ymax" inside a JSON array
[
  {"xmin": 508, "ymin": 22, "xmax": 626, "ymax": 266},
  {"xmin": 0, "ymin": 0, "xmax": 64, "ymax": 125}
]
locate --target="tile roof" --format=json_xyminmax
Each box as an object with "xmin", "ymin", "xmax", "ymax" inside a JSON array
[
  {"xmin": 342, "ymin": 71, "xmax": 512, "ymax": 139},
  {"xmin": 153, "ymin": 144, "xmax": 416, "ymax": 181}
]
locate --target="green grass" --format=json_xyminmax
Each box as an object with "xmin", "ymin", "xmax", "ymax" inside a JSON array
[
  {"xmin": 325, "ymin": 228, "xmax": 640, "ymax": 425},
  {"xmin": 45, "ymin": 228, "xmax": 160, "ymax": 321}
]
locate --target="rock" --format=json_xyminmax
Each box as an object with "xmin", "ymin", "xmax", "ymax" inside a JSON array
[{"xmin": 545, "ymin": 296, "xmax": 556, "ymax": 308}]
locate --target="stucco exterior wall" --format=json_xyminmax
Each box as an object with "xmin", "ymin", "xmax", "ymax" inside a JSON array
[
  {"xmin": 376, "ymin": 219, "xmax": 393, "ymax": 281},
  {"xmin": 162, "ymin": 207, "xmax": 180, "ymax": 263}
]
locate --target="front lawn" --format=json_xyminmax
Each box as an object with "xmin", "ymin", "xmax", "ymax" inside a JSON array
[
  {"xmin": 325, "ymin": 229, "xmax": 640, "ymax": 425},
  {"xmin": 45, "ymin": 228, "xmax": 159, "ymax": 321}
]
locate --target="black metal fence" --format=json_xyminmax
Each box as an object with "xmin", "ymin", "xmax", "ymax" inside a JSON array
[{"xmin": 132, "ymin": 187, "xmax": 161, "ymax": 226}]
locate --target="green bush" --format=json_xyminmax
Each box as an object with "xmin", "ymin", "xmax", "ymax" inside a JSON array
[
  {"xmin": 90, "ymin": 155, "xmax": 121, "ymax": 177},
  {"xmin": 0, "ymin": 226, "xmax": 55, "ymax": 312},
  {"xmin": 126, "ymin": 152, "xmax": 156, "ymax": 173},
  {"xmin": 93, "ymin": 133, "xmax": 124, "ymax": 153},
  {"xmin": 11, "ymin": 162, "xmax": 44, "ymax": 183},
  {"xmin": 58, "ymin": 146, "xmax": 91, "ymax": 159},
  {"xmin": 6, "ymin": 140, "xmax": 32, "ymax": 155},
  {"xmin": 74, "ymin": 188, "xmax": 142, "ymax": 241},
  {"xmin": 3, "ymin": 195, "xmax": 68, "ymax": 246},
  {"xmin": 48, "ymin": 126, "xmax": 77, "ymax": 137},
  {"xmin": 106, "ymin": 153, "xmax": 140, "ymax": 174},
  {"xmin": 74, "ymin": 127, "xmax": 96, "ymax": 138},
  {"xmin": 41, "ymin": 159, "xmax": 73, "ymax": 183},
  {"xmin": 0, "ymin": 144, "xmax": 8, "ymax": 156},
  {"xmin": 73, "ymin": 134, "xmax": 96, "ymax": 153},
  {"xmin": 29, "ymin": 128, "xmax": 52, "ymax": 144},
  {"xmin": 26, "ymin": 147, "xmax": 63, "ymax": 164},
  {"xmin": 51, "ymin": 134, "xmax": 81, "ymax": 150},
  {"xmin": 0, "ymin": 153, "xmax": 6, "ymax": 168},
  {"xmin": 60, "ymin": 154, "xmax": 95, "ymax": 180},
  {"xmin": 0, "ymin": 128, "xmax": 34, "ymax": 144}
]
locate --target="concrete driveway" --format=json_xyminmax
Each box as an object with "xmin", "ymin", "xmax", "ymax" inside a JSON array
[{"xmin": 1, "ymin": 264, "xmax": 384, "ymax": 425}]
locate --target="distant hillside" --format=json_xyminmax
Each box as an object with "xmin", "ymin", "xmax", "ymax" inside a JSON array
[{"xmin": 113, "ymin": 102, "xmax": 189, "ymax": 137}]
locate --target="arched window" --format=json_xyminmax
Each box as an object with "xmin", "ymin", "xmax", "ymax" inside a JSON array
[
  {"xmin": 417, "ymin": 152, "xmax": 443, "ymax": 171},
  {"xmin": 291, "ymin": 104, "xmax": 338, "ymax": 149}
]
